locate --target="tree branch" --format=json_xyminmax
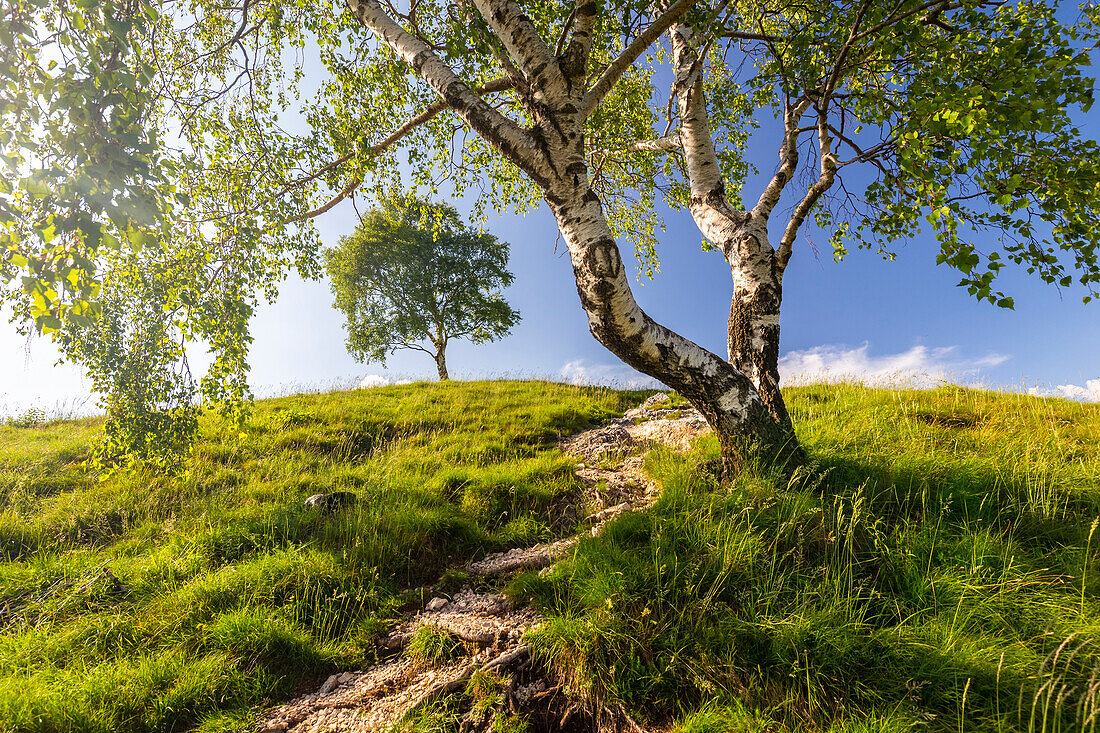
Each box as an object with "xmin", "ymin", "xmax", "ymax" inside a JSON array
[
  {"xmin": 720, "ymin": 30, "xmax": 783, "ymax": 42},
  {"xmin": 628, "ymin": 134, "xmax": 682, "ymax": 153},
  {"xmin": 394, "ymin": 340, "xmax": 436, "ymax": 357},
  {"xmin": 580, "ymin": 0, "xmax": 695, "ymax": 119},
  {"xmin": 554, "ymin": 4, "xmax": 579, "ymax": 57},
  {"xmin": 667, "ymin": 20, "xmax": 748, "ymax": 248},
  {"xmin": 346, "ymin": 0, "xmax": 541, "ymax": 177},
  {"xmin": 561, "ymin": 0, "xmax": 598, "ymax": 83},
  {"xmin": 277, "ymin": 78, "xmax": 514, "ymax": 201},
  {"xmin": 832, "ymin": 126, "xmax": 894, "ymax": 172},
  {"xmin": 191, "ymin": 0, "xmax": 254, "ymax": 64},
  {"xmin": 776, "ymin": 106, "xmax": 838, "ymax": 272},
  {"xmin": 284, "ymin": 175, "xmax": 360, "ymax": 224},
  {"xmin": 752, "ymin": 98, "xmax": 814, "ymax": 218},
  {"xmin": 469, "ymin": 0, "xmax": 566, "ymax": 99},
  {"xmin": 850, "ymin": 0, "xmax": 962, "ymax": 44},
  {"xmin": 823, "ymin": 0, "xmax": 874, "ymax": 99}
]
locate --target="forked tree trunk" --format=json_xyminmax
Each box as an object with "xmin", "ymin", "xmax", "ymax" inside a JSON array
[
  {"xmin": 545, "ymin": 182, "xmax": 801, "ymax": 471},
  {"xmin": 347, "ymin": 0, "xmax": 803, "ymax": 471}
]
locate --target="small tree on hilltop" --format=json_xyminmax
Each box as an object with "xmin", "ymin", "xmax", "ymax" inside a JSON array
[{"xmin": 324, "ymin": 192, "xmax": 520, "ymax": 381}]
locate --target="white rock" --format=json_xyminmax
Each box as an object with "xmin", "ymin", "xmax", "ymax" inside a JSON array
[
  {"xmin": 640, "ymin": 392, "xmax": 671, "ymax": 410},
  {"xmin": 425, "ymin": 596, "xmax": 449, "ymax": 612}
]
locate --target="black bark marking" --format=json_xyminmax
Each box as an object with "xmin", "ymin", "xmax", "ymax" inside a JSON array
[{"xmin": 726, "ymin": 233, "xmax": 794, "ymax": 433}]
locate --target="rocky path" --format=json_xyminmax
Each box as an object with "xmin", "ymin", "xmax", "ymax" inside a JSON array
[{"xmin": 257, "ymin": 394, "xmax": 711, "ymax": 733}]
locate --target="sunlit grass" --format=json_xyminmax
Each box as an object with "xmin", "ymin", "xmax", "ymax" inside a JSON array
[
  {"xmin": 519, "ymin": 384, "xmax": 1100, "ymax": 732},
  {"xmin": 0, "ymin": 380, "xmax": 638, "ymax": 732},
  {"xmin": 1, "ymin": 380, "xmax": 1098, "ymax": 731}
]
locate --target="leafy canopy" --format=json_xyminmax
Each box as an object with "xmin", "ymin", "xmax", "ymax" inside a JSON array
[
  {"xmin": 324, "ymin": 192, "xmax": 519, "ymax": 369},
  {"xmin": 0, "ymin": 0, "xmax": 1097, "ymax": 458}
]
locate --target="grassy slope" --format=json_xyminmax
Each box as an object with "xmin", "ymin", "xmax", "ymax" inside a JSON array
[
  {"xmin": 0, "ymin": 381, "xmax": 1098, "ymax": 732},
  {"xmin": 0, "ymin": 381, "xmax": 640, "ymax": 733},
  {"xmin": 521, "ymin": 384, "xmax": 1100, "ymax": 733}
]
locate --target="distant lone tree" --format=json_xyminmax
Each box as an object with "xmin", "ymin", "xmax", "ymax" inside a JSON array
[{"xmin": 324, "ymin": 193, "xmax": 520, "ymax": 381}]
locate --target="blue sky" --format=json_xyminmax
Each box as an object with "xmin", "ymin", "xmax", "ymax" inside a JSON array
[
  {"xmin": 2, "ymin": 16, "xmax": 1099, "ymax": 416},
  {"xmin": 5, "ymin": 181, "xmax": 1096, "ymax": 416}
]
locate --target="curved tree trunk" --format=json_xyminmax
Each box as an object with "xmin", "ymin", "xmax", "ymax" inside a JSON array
[
  {"xmin": 544, "ymin": 181, "xmax": 801, "ymax": 471},
  {"xmin": 348, "ymin": 0, "xmax": 803, "ymax": 471}
]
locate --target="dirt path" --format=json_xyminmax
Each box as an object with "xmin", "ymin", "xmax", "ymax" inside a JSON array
[{"xmin": 257, "ymin": 394, "xmax": 711, "ymax": 733}]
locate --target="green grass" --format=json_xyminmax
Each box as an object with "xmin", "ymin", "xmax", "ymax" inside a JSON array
[
  {"xmin": 2, "ymin": 381, "xmax": 1099, "ymax": 732},
  {"xmin": 517, "ymin": 384, "xmax": 1100, "ymax": 732},
  {"xmin": 0, "ymin": 380, "xmax": 640, "ymax": 733}
]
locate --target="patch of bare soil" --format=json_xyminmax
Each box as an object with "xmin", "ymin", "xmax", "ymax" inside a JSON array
[{"xmin": 256, "ymin": 394, "xmax": 710, "ymax": 733}]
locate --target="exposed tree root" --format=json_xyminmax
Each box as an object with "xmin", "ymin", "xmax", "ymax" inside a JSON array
[{"xmin": 256, "ymin": 394, "xmax": 709, "ymax": 733}]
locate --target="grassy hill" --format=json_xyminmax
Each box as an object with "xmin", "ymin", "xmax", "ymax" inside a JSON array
[{"xmin": 0, "ymin": 380, "xmax": 1098, "ymax": 732}]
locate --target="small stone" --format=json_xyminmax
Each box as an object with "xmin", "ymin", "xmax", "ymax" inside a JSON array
[
  {"xmin": 318, "ymin": 674, "xmax": 338, "ymax": 696},
  {"xmin": 304, "ymin": 491, "xmax": 358, "ymax": 513},
  {"xmin": 425, "ymin": 596, "xmax": 449, "ymax": 612},
  {"xmin": 640, "ymin": 392, "xmax": 671, "ymax": 410},
  {"xmin": 381, "ymin": 632, "xmax": 410, "ymax": 649}
]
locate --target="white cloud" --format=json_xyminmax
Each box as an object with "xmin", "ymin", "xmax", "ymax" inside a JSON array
[
  {"xmin": 358, "ymin": 374, "xmax": 390, "ymax": 389},
  {"xmin": 356, "ymin": 374, "xmax": 418, "ymax": 389},
  {"xmin": 1027, "ymin": 379, "xmax": 1100, "ymax": 403},
  {"xmin": 559, "ymin": 360, "xmax": 665, "ymax": 389},
  {"xmin": 778, "ymin": 343, "xmax": 1009, "ymax": 389},
  {"xmin": 559, "ymin": 344, "xmax": 1011, "ymax": 393}
]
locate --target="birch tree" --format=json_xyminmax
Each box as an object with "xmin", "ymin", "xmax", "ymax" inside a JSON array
[{"xmin": 2, "ymin": 0, "xmax": 1098, "ymax": 468}]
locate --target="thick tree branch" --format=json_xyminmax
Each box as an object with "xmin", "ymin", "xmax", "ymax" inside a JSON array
[
  {"xmin": 628, "ymin": 134, "xmax": 682, "ymax": 152},
  {"xmin": 752, "ymin": 98, "xmax": 814, "ymax": 218},
  {"xmin": 580, "ymin": 0, "xmax": 695, "ymax": 119},
  {"xmin": 668, "ymin": 20, "xmax": 747, "ymax": 248},
  {"xmin": 346, "ymin": 0, "xmax": 542, "ymax": 177},
  {"xmin": 561, "ymin": 0, "xmax": 597, "ymax": 83},
  {"xmin": 470, "ymin": 0, "xmax": 567, "ymax": 99}
]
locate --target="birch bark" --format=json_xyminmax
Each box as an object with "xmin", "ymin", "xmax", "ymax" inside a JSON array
[
  {"xmin": 670, "ymin": 22, "xmax": 797, "ymax": 435},
  {"xmin": 347, "ymin": 0, "xmax": 802, "ymax": 468}
]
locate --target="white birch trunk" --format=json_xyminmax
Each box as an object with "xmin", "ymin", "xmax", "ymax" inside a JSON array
[
  {"xmin": 670, "ymin": 22, "xmax": 795, "ymax": 432},
  {"xmin": 348, "ymin": 0, "xmax": 802, "ymax": 466},
  {"xmin": 542, "ymin": 176, "xmax": 796, "ymax": 467}
]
